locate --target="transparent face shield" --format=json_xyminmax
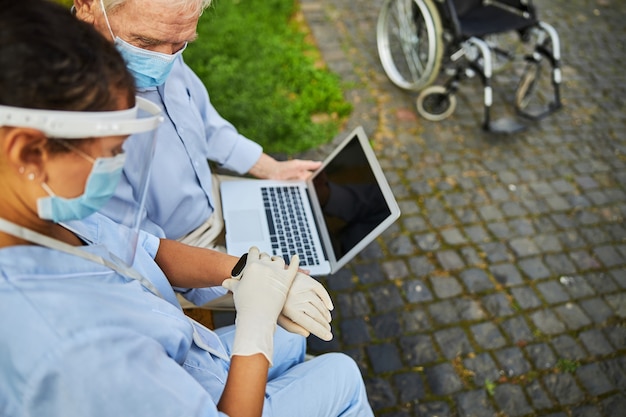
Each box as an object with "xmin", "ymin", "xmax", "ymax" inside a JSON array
[{"xmin": 0, "ymin": 97, "xmax": 163, "ymax": 265}]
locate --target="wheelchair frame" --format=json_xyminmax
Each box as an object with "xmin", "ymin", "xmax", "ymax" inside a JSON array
[{"xmin": 376, "ymin": 0, "xmax": 562, "ymax": 132}]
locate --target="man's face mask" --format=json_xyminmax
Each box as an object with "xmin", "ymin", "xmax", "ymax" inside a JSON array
[{"xmin": 100, "ymin": 0, "xmax": 186, "ymax": 89}]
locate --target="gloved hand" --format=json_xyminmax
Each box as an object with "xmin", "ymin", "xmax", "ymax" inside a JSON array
[
  {"xmin": 278, "ymin": 272, "xmax": 334, "ymax": 341},
  {"xmin": 222, "ymin": 247, "xmax": 299, "ymax": 364}
]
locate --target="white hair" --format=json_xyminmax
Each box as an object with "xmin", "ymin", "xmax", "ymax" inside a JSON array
[{"xmin": 102, "ymin": 0, "xmax": 212, "ymax": 14}]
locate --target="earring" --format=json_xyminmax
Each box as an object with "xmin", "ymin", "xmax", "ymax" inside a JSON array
[{"xmin": 27, "ymin": 172, "xmax": 35, "ymax": 181}]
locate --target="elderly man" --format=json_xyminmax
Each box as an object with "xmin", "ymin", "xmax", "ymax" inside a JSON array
[{"xmin": 74, "ymin": 0, "xmax": 322, "ymax": 251}]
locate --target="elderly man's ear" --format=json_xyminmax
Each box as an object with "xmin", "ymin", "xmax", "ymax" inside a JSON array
[{"xmin": 73, "ymin": 0, "xmax": 98, "ymax": 24}]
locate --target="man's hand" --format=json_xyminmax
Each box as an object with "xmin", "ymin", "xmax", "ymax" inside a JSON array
[
  {"xmin": 278, "ymin": 272, "xmax": 334, "ymax": 341},
  {"xmin": 248, "ymin": 153, "xmax": 322, "ymax": 180}
]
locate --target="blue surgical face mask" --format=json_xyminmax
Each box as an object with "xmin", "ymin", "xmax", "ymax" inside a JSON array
[
  {"xmin": 37, "ymin": 153, "xmax": 127, "ymax": 222},
  {"xmin": 100, "ymin": 0, "xmax": 186, "ymax": 88}
]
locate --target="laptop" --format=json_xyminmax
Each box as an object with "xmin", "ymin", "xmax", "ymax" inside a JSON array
[{"xmin": 220, "ymin": 126, "xmax": 401, "ymax": 276}]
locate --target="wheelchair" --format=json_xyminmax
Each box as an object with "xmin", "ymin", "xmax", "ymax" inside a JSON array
[{"xmin": 376, "ymin": 0, "xmax": 562, "ymax": 132}]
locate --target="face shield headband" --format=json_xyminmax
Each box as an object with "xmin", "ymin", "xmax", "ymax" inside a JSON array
[{"xmin": 0, "ymin": 97, "xmax": 163, "ymax": 266}]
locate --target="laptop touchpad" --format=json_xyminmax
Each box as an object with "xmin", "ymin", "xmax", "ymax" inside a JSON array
[{"xmin": 228, "ymin": 210, "xmax": 264, "ymax": 242}]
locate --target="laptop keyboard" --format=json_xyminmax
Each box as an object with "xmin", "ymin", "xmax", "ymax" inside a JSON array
[{"xmin": 261, "ymin": 186, "xmax": 320, "ymax": 267}]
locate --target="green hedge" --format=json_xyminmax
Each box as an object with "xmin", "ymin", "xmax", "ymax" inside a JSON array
[{"xmin": 54, "ymin": 0, "xmax": 351, "ymax": 154}]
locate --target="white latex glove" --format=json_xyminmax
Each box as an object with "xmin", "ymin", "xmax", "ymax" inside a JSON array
[
  {"xmin": 222, "ymin": 247, "xmax": 299, "ymax": 364},
  {"xmin": 278, "ymin": 272, "xmax": 334, "ymax": 341}
]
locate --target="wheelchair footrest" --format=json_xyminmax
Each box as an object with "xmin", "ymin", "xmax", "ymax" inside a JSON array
[{"xmin": 486, "ymin": 117, "xmax": 528, "ymax": 134}]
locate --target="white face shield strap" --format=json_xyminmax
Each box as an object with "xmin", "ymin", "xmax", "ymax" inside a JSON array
[
  {"xmin": 0, "ymin": 96, "xmax": 163, "ymax": 138},
  {"xmin": 0, "ymin": 96, "xmax": 163, "ymax": 265}
]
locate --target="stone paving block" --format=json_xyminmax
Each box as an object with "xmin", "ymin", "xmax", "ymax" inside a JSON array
[
  {"xmin": 354, "ymin": 262, "xmax": 385, "ymax": 284},
  {"xmin": 518, "ymin": 257, "xmax": 552, "ymax": 280},
  {"xmin": 537, "ymin": 280, "xmax": 572, "ymax": 304},
  {"xmin": 570, "ymin": 405, "xmax": 603, "ymax": 417},
  {"xmin": 600, "ymin": 393, "xmax": 626, "ymax": 417},
  {"xmin": 542, "ymin": 373, "xmax": 585, "ymax": 406},
  {"xmin": 407, "ymin": 256, "xmax": 436, "ymax": 278},
  {"xmin": 579, "ymin": 329, "xmax": 615, "ymax": 357},
  {"xmin": 510, "ymin": 237, "xmax": 542, "ymax": 257},
  {"xmin": 585, "ymin": 272, "xmax": 620, "ymax": 295},
  {"xmin": 494, "ymin": 347, "xmax": 531, "ymax": 377},
  {"xmin": 481, "ymin": 242, "xmax": 512, "ymax": 263},
  {"xmin": 554, "ymin": 302, "xmax": 592, "ymax": 330},
  {"xmin": 401, "ymin": 215, "xmax": 429, "ymax": 233},
  {"xmin": 490, "ymin": 263, "xmax": 523, "ymax": 286},
  {"xmin": 455, "ymin": 389, "xmax": 497, "ymax": 417},
  {"xmin": 364, "ymin": 377, "xmax": 396, "ymax": 411},
  {"xmin": 425, "ymin": 362, "xmax": 464, "ymax": 396},
  {"xmin": 463, "ymin": 352, "xmax": 500, "ymax": 386},
  {"xmin": 401, "ymin": 307, "xmax": 431, "ymax": 333},
  {"xmin": 461, "ymin": 247, "xmax": 484, "ymax": 267},
  {"xmin": 400, "ymin": 335, "xmax": 439, "ymax": 366},
  {"xmin": 440, "ymin": 228, "xmax": 467, "ymax": 245},
  {"xmin": 414, "ymin": 401, "xmax": 451, "ymax": 417},
  {"xmin": 413, "ymin": 232, "xmax": 441, "ymax": 252},
  {"xmin": 545, "ymin": 253, "xmax": 579, "ymax": 276},
  {"xmin": 511, "ymin": 286, "xmax": 543, "ymax": 309},
  {"xmin": 381, "ymin": 260, "xmax": 409, "ymax": 280},
  {"xmin": 430, "ymin": 276, "xmax": 463, "ymax": 299},
  {"xmin": 393, "ymin": 372, "xmax": 425, "ymax": 404},
  {"xmin": 525, "ymin": 343, "xmax": 557, "ymax": 370},
  {"xmin": 471, "ymin": 322, "xmax": 507, "ymax": 350},
  {"xmin": 434, "ymin": 327, "xmax": 472, "ymax": 360},
  {"xmin": 525, "ymin": 379, "xmax": 554, "ymax": 410},
  {"xmin": 530, "ymin": 309, "xmax": 567, "ymax": 335},
  {"xmin": 571, "ymin": 250, "xmax": 603, "ymax": 270},
  {"xmin": 594, "ymin": 245, "xmax": 626, "ymax": 268},
  {"xmin": 336, "ymin": 292, "xmax": 370, "ymax": 318},
  {"xmin": 456, "ymin": 298, "xmax": 487, "ymax": 322},
  {"xmin": 500, "ymin": 316, "xmax": 534, "ymax": 344},
  {"xmin": 482, "ymin": 293, "xmax": 516, "ymax": 317},
  {"xmin": 340, "ymin": 317, "xmax": 371, "ymax": 346},
  {"xmin": 580, "ymin": 298, "xmax": 614, "ymax": 324},
  {"xmin": 460, "ymin": 268, "xmax": 494, "ymax": 294},
  {"xmin": 428, "ymin": 300, "xmax": 460, "ymax": 325},
  {"xmin": 576, "ymin": 363, "xmax": 616, "ymax": 397},
  {"xmin": 371, "ymin": 312, "xmax": 403, "ymax": 340},
  {"xmin": 401, "ymin": 279, "xmax": 433, "ymax": 304},
  {"xmin": 387, "ymin": 235, "xmax": 416, "ymax": 257},
  {"xmin": 551, "ymin": 335, "xmax": 586, "ymax": 361},
  {"xmin": 369, "ymin": 284, "xmax": 404, "ymax": 313},
  {"xmin": 604, "ymin": 325, "xmax": 626, "ymax": 351},
  {"xmin": 436, "ymin": 250, "xmax": 465, "ymax": 271},
  {"xmin": 493, "ymin": 384, "xmax": 533, "ymax": 417},
  {"xmin": 367, "ymin": 343, "xmax": 404, "ymax": 374}
]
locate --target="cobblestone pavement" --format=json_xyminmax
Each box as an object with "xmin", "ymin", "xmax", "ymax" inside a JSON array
[{"xmin": 297, "ymin": 0, "xmax": 626, "ymax": 415}]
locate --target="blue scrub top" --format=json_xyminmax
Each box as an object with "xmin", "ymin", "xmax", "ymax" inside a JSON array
[
  {"xmin": 100, "ymin": 56, "xmax": 263, "ymax": 239},
  {"xmin": 0, "ymin": 218, "xmax": 231, "ymax": 416}
]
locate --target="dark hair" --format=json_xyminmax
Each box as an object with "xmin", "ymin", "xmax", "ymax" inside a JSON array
[{"xmin": 0, "ymin": 0, "xmax": 135, "ymax": 112}]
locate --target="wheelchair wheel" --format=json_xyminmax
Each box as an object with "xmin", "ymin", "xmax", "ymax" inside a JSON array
[
  {"xmin": 416, "ymin": 86, "xmax": 456, "ymax": 121},
  {"xmin": 377, "ymin": 0, "xmax": 444, "ymax": 92}
]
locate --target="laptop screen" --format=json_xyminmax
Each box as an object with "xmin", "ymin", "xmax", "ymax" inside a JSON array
[{"xmin": 311, "ymin": 134, "xmax": 393, "ymax": 262}]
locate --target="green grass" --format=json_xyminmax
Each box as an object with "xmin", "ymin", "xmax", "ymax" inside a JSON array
[
  {"xmin": 55, "ymin": 0, "xmax": 352, "ymax": 155},
  {"xmin": 185, "ymin": 0, "xmax": 351, "ymax": 154}
]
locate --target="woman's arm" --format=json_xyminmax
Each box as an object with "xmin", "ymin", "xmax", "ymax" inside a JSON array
[
  {"xmin": 154, "ymin": 238, "xmax": 240, "ymax": 288},
  {"xmin": 218, "ymin": 354, "xmax": 269, "ymax": 417}
]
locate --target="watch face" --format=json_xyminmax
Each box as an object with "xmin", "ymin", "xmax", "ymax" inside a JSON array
[{"xmin": 231, "ymin": 253, "xmax": 248, "ymax": 277}]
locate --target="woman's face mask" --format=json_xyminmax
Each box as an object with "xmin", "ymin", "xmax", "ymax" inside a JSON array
[
  {"xmin": 37, "ymin": 149, "xmax": 127, "ymax": 223},
  {"xmin": 100, "ymin": 0, "xmax": 186, "ymax": 89}
]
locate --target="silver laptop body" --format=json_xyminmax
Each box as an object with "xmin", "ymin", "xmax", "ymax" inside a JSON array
[{"xmin": 220, "ymin": 126, "xmax": 401, "ymax": 276}]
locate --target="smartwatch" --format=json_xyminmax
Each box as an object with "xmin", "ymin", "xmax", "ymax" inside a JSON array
[{"xmin": 231, "ymin": 253, "xmax": 248, "ymax": 278}]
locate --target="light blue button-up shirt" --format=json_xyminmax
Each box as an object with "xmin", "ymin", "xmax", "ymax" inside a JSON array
[
  {"xmin": 101, "ymin": 56, "xmax": 263, "ymax": 239},
  {"xmin": 0, "ymin": 235, "xmax": 231, "ymax": 417}
]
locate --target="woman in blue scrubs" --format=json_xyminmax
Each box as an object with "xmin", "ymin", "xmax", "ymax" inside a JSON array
[{"xmin": 0, "ymin": 1, "xmax": 374, "ymax": 416}]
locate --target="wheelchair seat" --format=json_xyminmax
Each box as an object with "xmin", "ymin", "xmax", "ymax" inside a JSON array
[
  {"xmin": 376, "ymin": 0, "xmax": 562, "ymax": 132},
  {"xmin": 457, "ymin": 4, "xmax": 537, "ymax": 37}
]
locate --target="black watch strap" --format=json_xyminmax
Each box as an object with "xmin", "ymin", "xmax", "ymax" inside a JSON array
[{"xmin": 231, "ymin": 253, "xmax": 248, "ymax": 278}]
